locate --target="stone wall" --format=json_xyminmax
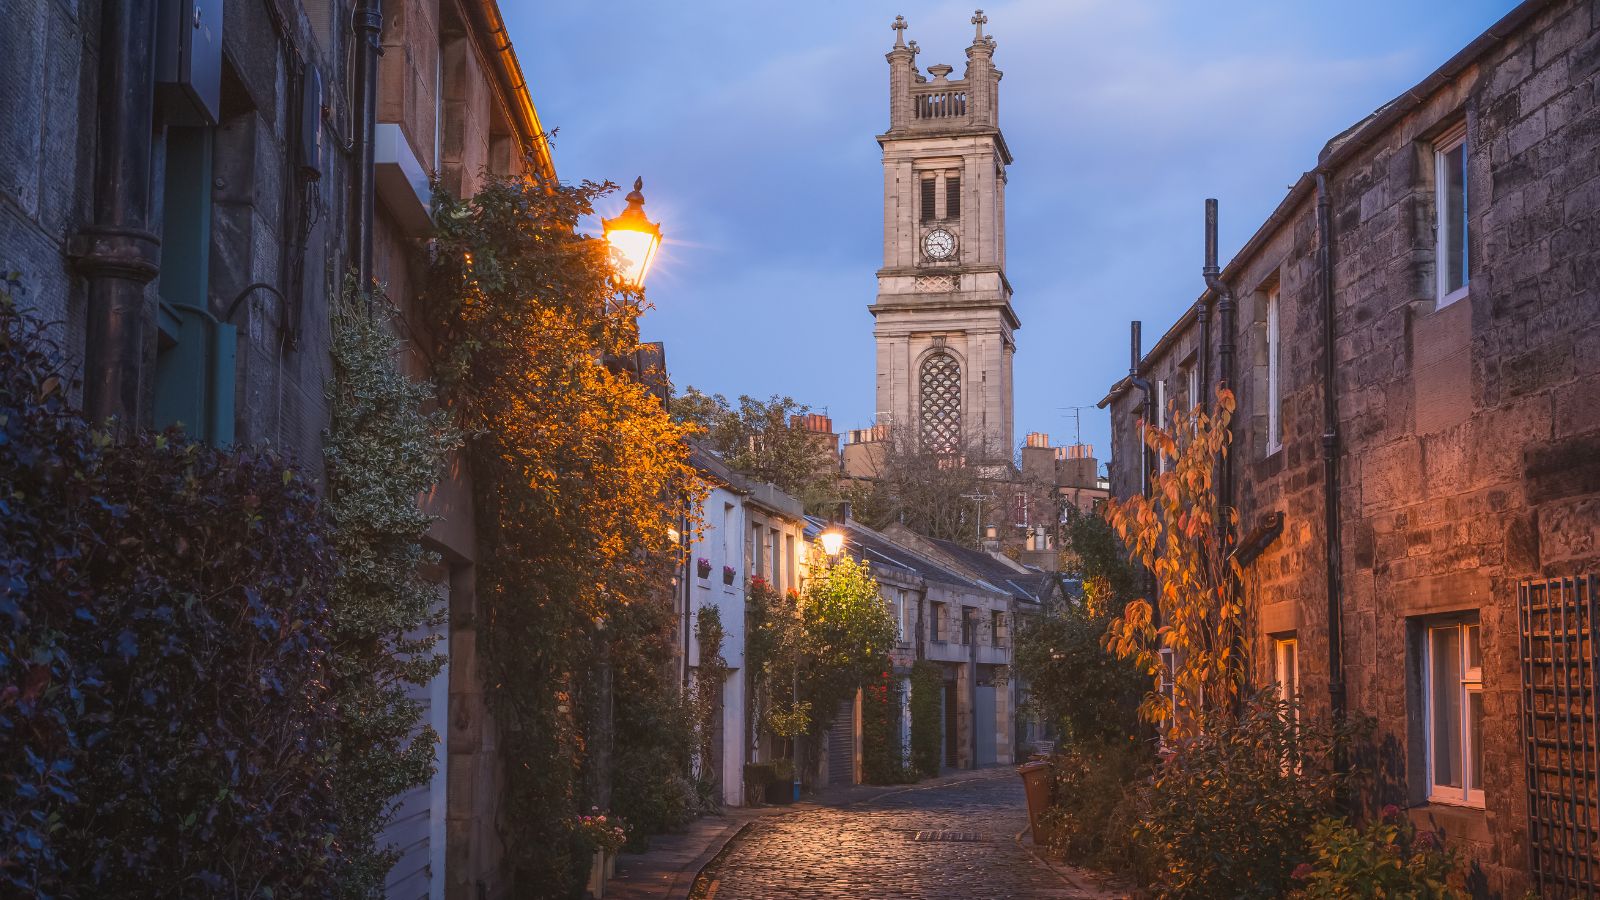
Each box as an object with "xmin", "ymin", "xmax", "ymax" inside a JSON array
[
  {"xmin": 1, "ymin": 2, "xmax": 547, "ymax": 896},
  {"xmin": 1103, "ymin": 0, "xmax": 1600, "ymax": 891}
]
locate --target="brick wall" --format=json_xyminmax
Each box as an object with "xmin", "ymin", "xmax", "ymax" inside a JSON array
[{"xmin": 1103, "ymin": 0, "xmax": 1600, "ymax": 891}]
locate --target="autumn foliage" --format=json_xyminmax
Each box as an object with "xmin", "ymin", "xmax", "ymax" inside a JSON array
[
  {"xmin": 1103, "ymin": 388, "xmax": 1245, "ymax": 737},
  {"xmin": 422, "ymin": 173, "xmax": 699, "ymax": 891}
]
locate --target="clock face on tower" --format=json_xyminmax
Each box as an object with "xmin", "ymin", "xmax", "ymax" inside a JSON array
[{"xmin": 922, "ymin": 228, "xmax": 956, "ymax": 261}]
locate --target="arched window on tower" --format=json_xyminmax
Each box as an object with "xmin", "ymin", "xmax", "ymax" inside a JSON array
[{"xmin": 919, "ymin": 352, "xmax": 962, "ymax": 454}]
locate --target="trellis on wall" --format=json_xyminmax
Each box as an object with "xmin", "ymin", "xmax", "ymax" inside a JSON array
[{"xmin": 1519, "ymin": 574, "xmax": 1600, "ymax": 899}]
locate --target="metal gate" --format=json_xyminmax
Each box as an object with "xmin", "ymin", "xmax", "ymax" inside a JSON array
[{"xmin": 1520, "ymin": 575, "xmax": 1600, "ymax": 898}]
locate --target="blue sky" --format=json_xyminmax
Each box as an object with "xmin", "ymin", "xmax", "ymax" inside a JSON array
[{"xmin": 508, "ymin": 1, "xmax": 1514, "ymax": 462}]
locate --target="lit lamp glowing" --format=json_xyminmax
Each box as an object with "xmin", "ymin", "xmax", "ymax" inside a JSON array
[
  {"xmin": 819, "ymin": 528, "xmax": 846, "ymax": 558},
  {"xmin": 601, "ymin": 177, "xmax": 662, "ymax": 290}
]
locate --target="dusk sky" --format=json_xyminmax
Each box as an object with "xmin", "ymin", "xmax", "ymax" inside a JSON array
[{"xmin": 508, "ymin": 1, "xmax": 1515, "ymax": 463}]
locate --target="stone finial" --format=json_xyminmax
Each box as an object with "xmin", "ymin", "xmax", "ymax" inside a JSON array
[
  {"xmin": 892, "ymin": 15, "xmax": 907, "ymax": 48},
  {"xmin": 908, "ymin": 39, "xmax": 919, "ymax": 57},
  {"xmin": 971, "ymin": 9, "xmax": 988, "ymax": 41}
]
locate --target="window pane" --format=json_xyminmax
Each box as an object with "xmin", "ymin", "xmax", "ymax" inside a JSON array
[
  {"xmin": 1468, "ymin": 688, "xmax": 1484, "ymax": 792},
  {"xmin": 1432, "ymin": 626, "xmax": 1463, "ymax": 788},
  {"xmin": 1466, "ymin": 624, "xmax": 1481, "ymax": 675},
  {"xmin": 1442, "ymin": 143, "xmax": 1467, "ymax": 295},
  {"xmin": 1285, "ymin": 641, "xmax": 1297, "ymax": 696}
]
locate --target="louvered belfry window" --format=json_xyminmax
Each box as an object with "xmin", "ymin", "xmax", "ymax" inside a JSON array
[
  {"xmin": 921, "ymin": 177, "xmax": 936, "ymax": 222},
  {"xmin": 919, "ymin": 352, "xmax": 962, "ymax": 454},
  {"xmin": 946, "ymin": 174, "xmax": 961, "ymax": 220}
]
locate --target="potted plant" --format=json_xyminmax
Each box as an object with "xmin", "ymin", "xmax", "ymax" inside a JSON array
[
  {"xmin": 722, "ymin": 564, "xmax": 736, "ymax": 585},
  {"xmin": 696, "ymin": 557, "xmax": 712, "ymax": 579},
  {"xmin": 744, "ymin": 762, "xmax": 774, "ymax": 804},
  {"xmin": 574, "ymin": 809, "xmax": 627, "ymax": 898},
  {"xmin": 767, "ymin": 758, "xmax": 796, "ymax": 804}
]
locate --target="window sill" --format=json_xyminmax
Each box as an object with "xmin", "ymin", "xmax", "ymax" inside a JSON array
[
  {"xmin": 1408, "ymin": 801, "xmax": 1489, "ymax": 844},
  {"xmin": 1436, "ymin": 285, "xmax": 1470, "ymax": 310},
  {"xmin": 1263, "ymin": 443, "xmax": 1283, "ymax": 460}
]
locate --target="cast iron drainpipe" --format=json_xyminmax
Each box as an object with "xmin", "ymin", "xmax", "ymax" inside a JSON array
[
  {"xmin": 1316, "ymin": 171, "xmax": 1349, "ymax": 775},
  {"xmin": 77, "ymin": 0, "xmax": 162, "ymax": 430},
  {"xmin": 1202, "ymin": 199, "xmax": 1236, "ymax": 534},
  {"xmin": 350, "ymin": 0, "xmax": 383, "ymax": 291},
  {"xmin": 1127, "ymin": 322, "xmax": 1156, "ymax": 622}
]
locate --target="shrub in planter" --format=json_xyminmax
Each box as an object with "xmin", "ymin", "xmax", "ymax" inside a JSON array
[
  {"xmin": 0, "ymin": 292, "xmax": 344, "ymax": 895},
  {"xmin": 1126, "ymin": 693, "xmax": 1365, "ymax": 899},
  {"xmin": 766, "ymin": 758, "xmax": 797, "ymax": 803},
  {"xmin": 1291, "ymin": 809, "xmax": 1467, "ymax": 899},
  {"xmin": 743, "ymin": 763, "xmax": 774, "ymax": 803}
]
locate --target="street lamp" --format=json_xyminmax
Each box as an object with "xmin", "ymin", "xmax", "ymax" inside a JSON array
[
  {"xmin": 602, "ymin": 177, "xmax": 662, "ymax": 290},
  {"xmin": 819, "ymin": 528, "xmax": 845, "ymax": 558}
]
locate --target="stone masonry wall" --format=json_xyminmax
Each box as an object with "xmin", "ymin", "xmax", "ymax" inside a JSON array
[{"xmin": 1104, "ymin": 1, "xmax": 1600, "ymax": 891}]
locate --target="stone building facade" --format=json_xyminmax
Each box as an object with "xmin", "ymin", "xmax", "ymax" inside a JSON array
[
  {"xmin": 683, "ymin": 446, "xmax": 808, "ymax": 806},
  {"xmin": 872, "ymin": 11, "xmax": 1017, "ymax": 461},
  {"xmin": 1100, "ymin": 0, "xmax": 1600, "ymax": 892},
  {"xmin": 2, "ymin": 1, "xmax": 549, "ymax": 896}
]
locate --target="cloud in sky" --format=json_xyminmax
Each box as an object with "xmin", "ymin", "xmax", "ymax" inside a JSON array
[{"xmin": 507, "ymin": 0, "xmax": 1514, "ymax": 461}]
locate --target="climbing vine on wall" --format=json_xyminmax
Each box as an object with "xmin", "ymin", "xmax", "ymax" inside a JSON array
[
  {"xmin": 422, "ymin": 171, "xmax": 699, "ymax": 892},
  {"xmin": 909, "ymin": 660, "xmax": 945, "ymax": 776},
  {"xmin": 691, "ymin": 605, "xmax": 731, "ymax": 806},
  {"xmin": 323, "ymin": 282, "xmax": 459, "ymax": 897}
]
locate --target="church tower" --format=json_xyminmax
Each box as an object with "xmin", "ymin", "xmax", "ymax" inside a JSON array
[{"xmin": 872, "ymin": 11, "xmax": 1016, "ymax": 460}]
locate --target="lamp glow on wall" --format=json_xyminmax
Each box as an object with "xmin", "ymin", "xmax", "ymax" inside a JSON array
[{"xmin": 602, "ymin": 177, "xmax": 662, "ymax": 290}]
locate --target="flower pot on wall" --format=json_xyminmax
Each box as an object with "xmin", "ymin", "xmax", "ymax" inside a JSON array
[
  {"xmin": 696, "ymin": 558, "xmax": 712, "ymax": 579},
  {"xmin": 722, "ymin": 566, "xmax": 736, "ymax": 585}
]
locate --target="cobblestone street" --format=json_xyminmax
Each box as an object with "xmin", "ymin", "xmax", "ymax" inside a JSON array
[{"xmin": 693, "ymin": 771, "xmax": 1126, "ymax": 899}]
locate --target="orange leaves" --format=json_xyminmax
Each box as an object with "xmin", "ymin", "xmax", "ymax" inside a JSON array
[{"xmin": 1103, "ymin": 386, "xmax": 1248, "ymax": 739}]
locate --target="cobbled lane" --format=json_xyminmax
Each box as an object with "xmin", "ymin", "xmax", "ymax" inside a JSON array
[{"xmin": 695, "ymin": 771, "xmax": 1124, "ymax": 899}]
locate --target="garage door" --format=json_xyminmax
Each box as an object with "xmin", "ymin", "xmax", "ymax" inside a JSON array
[
  {"xmin": 974, "ymin": 683, "xmax": 997, "ymax": 767},
  {"xmin": 382, "ymin": 582, "xmax": 449, "ymax": 899},
  {"xmin": 828, "ymin": 697, "xmax": 855, "ymax": 784}
]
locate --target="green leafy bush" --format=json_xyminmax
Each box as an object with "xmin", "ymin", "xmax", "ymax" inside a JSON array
[
  {"xmin": 1291, "ymin": 809, "xmax": 1467, "ymax": 899},
  {"xmin": 909, "ymin": 661, "xmax": 944, "ymax": 776},
  {"xmin": 1126, "ymin": 694, "xmax": 1363, "ymax": 899},
  {"xmin": 1, "ymin": 288, "xmax": 344, "ymax": 895},
  {"xmin": 1015, "ymin": 508, "xmax": 1144, "ymax": 746},
  {"xmin": 1037, "ymin": 738, "xmax": 1150, "ymax": 865}
]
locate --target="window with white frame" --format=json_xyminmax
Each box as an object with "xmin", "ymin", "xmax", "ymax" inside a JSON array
[
  {"xmin": 1187, "ymin": 364, "xmax": 1199, "ymax": 413},
  {"xmin": 1266, "ymin": 287, "xmax": 1283, "ymax": 455},
  {"xmin": 1434, "ymin": 126, "xmax": 1469, "ymax": 307},
  {"xmin": 1423, "ymin": 618, "xmax": 1484, "ymax": 807},
  {"xmin": 1273, "ymin": 635, "xmax": 1299, "ymax": 703}
]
